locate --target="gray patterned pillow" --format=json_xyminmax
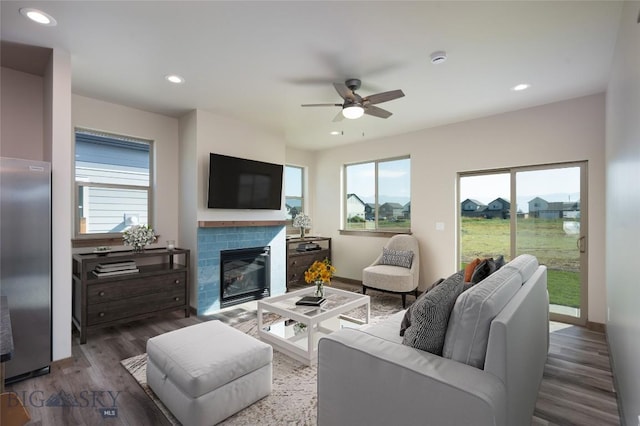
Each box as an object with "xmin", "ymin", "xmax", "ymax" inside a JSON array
[
  {"xmin": 380, "ymin": 248, "xmax": 414, "ymax": 268},
  {"xmin": 402, "ymin": 271, "xmax": 464, "ymax": 355},
  {"xmin": 399, "ymin": 277, "xmax": 445, "ymax": 337}
]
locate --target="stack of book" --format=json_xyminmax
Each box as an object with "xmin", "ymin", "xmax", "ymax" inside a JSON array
[{"xmin": 93, "ymin": 260, "xmax": 139, "ymax": 278}]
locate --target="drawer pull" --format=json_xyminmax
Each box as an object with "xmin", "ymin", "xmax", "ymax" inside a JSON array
[
  {"xmin": 99, "ymin": 291, "xmax": 105, "ymax": 297},
  {"xmin": 99, "ymin": 312, "xmax": 105, "ymax": 317},
  {"xmin": 174, "ymin": 279, "xmax": 180, "ymax": 284},
  {"xmin": 174, "ymin": 297, "xmax": 180, "ymax": 301}
]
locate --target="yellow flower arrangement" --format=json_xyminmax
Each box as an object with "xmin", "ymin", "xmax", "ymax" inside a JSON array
[{"xmin": 304, "ymin": 258, "xmax": 336, "ymax": 284}]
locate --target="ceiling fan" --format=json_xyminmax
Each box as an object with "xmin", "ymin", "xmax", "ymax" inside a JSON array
[{"xmin": 301, "ymin": 78, "xmax": 405, "ymax": 121}]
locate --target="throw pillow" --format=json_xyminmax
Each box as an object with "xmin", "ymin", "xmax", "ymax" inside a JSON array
[
  {"xmin": 399, "ymin": 277, "xmax": 445, "ymax": 337},
  {"xmin": 464, "ymin": 258, "xmax": 481, "ymax": 282},
  {"xmin": 470, "ymin": 258, "xmax": 493, "ymax": 284},
  {"xmin": 380, "ymin": 247, "xmax": 414, "ymax": 269},
  {"xmin": 402, "ymin": 271, "xmax": 464, "ymax": 355}
]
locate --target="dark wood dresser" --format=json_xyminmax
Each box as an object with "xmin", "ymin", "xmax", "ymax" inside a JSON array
[
  {"xmin": 286, "ymin": 237, "xmax": 331, "ymax": 289},
  {"xmin": 72, "ymin": 248, "xmax": 190, "ymax": 344}
]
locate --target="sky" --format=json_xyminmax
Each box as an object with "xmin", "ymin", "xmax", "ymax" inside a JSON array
[{"xmin": 345, "ymin": 158, "xmax": 411, "ymax": 204}]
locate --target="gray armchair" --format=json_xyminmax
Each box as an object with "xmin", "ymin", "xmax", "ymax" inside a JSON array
[{"xmin": 362, "ymin": 234, "xmax": 419, "ymax": 308}]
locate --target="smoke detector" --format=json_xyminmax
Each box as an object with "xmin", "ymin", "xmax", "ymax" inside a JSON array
[{"xmin": 430, "ymin": 51, "xmax": 447, "ymax": 64}]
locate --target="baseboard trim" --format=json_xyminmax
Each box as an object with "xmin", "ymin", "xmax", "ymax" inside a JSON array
[
  {"xmin": 586, "ymin": 321, "xmax": 606, "ymax": 333},
  {"xmin": 333, "ymin": 276, "xmax": 361, "ymax": 286},
  {"xmin": 51, "ymin": 356, "xmax": 73, "ymax": 369}
]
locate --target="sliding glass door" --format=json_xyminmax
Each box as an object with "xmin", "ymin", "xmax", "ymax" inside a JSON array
[{"xmin": 459, "ymin": 162, "xmax": 587, "ymax": 325}]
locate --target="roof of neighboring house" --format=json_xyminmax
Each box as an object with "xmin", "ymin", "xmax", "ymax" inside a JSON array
[
  {"xmin": 380, "ymin": 202, "xmax": 404, "ymax": 209},
  {"xmin": 462, "ymin": 198, "xmax": 486, "ymax": 206},
  {"xmin": 489, "ymin": 197, "xmax": 510, "ymax": 208},
  {"xmin": 528, "ymin": 196, "xmax": 548, "ymax": 204},
  {"xmin": 346, "ymin": 193, "xmax": 367, "ymax": 206}
]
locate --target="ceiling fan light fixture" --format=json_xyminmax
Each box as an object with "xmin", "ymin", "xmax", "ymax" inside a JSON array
[{"xmin": 342, "ymin": 105, "xmax": 364, "ymax": 119}]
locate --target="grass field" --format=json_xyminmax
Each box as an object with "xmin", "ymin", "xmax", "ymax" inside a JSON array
[{"xmin": 461, "ymin": 217, "xmax": 581, "ymax": 308}]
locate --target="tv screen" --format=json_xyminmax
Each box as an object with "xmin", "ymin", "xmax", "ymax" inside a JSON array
[{"xmin": 207, "ymin": 153, "xmax": 283, "ymax": 210}]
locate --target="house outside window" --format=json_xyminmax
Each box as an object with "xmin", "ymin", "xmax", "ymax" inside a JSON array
[
  {"xmin": 74, "ymin": 129, "xmax": 153, "ymax": 237},
  {"xmin": 285, "ymin": 165, "xmax": 304, "ymax": 233},
  {"xmin": 344, "ymin": 156, "xmax": 410, "ymax": 231}
]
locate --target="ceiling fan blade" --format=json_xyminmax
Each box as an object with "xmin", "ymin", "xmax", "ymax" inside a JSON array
[
  {"xmin": 364, "ymin": 105, "xmax": 393, "ymax": 119},
  {"xmin": 363, "ymin": 89, "xmax": 405, "ymax": 105},
  {"xmin": 301, "ymin": 103, "xmax": 342, "ymax": 107},
  {"xmin": 332, "ymin": 110, "xmax": 345, "ymax": 122},
  {"xmin": 333, "ymin": 82, "xmax": 355, "ymax": 101}
]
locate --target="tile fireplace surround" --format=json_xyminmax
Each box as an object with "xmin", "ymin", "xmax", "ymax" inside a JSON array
[{"xmin": 197, "ymin": 224, "xmax": 286, "ymax": 315}]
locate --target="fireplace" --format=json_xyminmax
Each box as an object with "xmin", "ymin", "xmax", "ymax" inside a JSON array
[{"xmin": 220, "ymin": 246, "xmax": 270, "ymax": 308}]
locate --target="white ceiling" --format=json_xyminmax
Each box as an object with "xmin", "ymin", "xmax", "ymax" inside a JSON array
[{"xmin": 0, "ymin": 1, "xmax": 624, "ymax": 150}]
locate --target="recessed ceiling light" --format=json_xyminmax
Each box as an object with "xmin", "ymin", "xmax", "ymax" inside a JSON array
[
  {"xmin": 511, "ymin": 83, "xmax": 530, "ymax": 91},
  {"xmin": 20, "ymin": 8, "xmax": 57, "ymax": 26},
  {"xmin": 165, "ymin": 74, "xmax": 185, "ymax": 84},
  {"xmin": 329, "ymin": 131, "xmax": 342, "ymax": 136}
]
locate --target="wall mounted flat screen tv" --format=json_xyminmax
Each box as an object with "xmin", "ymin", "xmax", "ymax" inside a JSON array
[{"xmin": 207, "ymin": 153, "xmax": 283, "ymax": 210}]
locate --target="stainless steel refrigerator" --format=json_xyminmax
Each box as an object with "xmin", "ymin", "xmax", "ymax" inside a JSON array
[{"xmin": 0, "ymin": 157, "xmax": 52, "ymax": 382}]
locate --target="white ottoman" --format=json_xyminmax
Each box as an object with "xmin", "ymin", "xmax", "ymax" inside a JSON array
[{"xmin": 146, "ymin": 320, "xmax": 272, "ymax": 426}]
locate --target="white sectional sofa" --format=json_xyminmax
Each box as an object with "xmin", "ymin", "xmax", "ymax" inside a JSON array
[{"xmin": 317, "ymin": 254, "xmax": 549, "ymax": 426}]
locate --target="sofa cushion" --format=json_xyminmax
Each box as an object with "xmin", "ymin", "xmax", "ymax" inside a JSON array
[
  {"xmin": 380, "ymin": 247, "xmax": 414, "ymax": 269},
  {"xmin": 442, "ymin": 265, "xmax": 523, "ymax": 369},
  {"xmin": 364, "ymin": 310, "xmax": 405, "ymax": 344},
  {"xmin": 502, "ymin": 254, "xmax": 538, "ymax": 282},
  {"xmin": 401, "ymin": 271, "xmax": 464, "ymax": 355}
]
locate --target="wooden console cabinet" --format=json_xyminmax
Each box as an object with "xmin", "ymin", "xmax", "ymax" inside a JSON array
[
  {"xmin": 286, "ymin": 237, "xmax": 331, "ymax": 289},
  {"xmin": 72, "ymin": 248, "xmax": 190, "ymax": 344}
]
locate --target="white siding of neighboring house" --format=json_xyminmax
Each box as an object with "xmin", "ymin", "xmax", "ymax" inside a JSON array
[
  {"xmin": 77, "ymin": 164, "xmax": 149, "ymax": 233},
  {"xmin": 346, "ymin": 195, "xmax": 365, "ymax": 220}
]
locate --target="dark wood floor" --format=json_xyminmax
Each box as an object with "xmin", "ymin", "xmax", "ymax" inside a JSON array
[
  {"xmin": 5, "ymin": 290, "xmax": 620, "ymax": 426},
  {"xmin": 532, "ymin": 323, "xmax": 620, "ymax": 425}
]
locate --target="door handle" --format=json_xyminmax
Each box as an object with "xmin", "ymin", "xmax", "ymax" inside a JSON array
[{"xmin": 577, "ymin": 236, "xmax": 586, "ymax": 253}]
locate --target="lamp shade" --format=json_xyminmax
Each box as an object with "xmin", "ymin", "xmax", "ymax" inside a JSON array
[{"xmin": 342, "ymin": 105, "xmax": 364, "ymax": 119}]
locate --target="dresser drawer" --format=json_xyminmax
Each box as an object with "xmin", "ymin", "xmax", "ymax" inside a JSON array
[
  {"xmin": 87, "ymin": 285, "xmax": 186, "ymax": 326},
  {"xmin": 87, "ymin": 272, "xmax": 186, "ymax": 304},
  {"xmin": 288, "ymin": 264, "xmax": 309, "ymax": 284},
  {"xmin": 287, "ymin": 250, "xmax": 329, "ymax": 268}
]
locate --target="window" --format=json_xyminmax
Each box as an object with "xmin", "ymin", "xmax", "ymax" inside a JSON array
[
  {"xmin": 74, "ymin": 129, "xmax": 153, "ymax": 237},
  {"xmin": 344, "ymin": 156, "xmax": 410, "ymax": 231},
  {"xmin": 285, "ymin": 165, "xmax": 304, "ymax": 233},
  {"xmin": 459, "ymin": 162, "xmax": 588, "ymax": 325}
]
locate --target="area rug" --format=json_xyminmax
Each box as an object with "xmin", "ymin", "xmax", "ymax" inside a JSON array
[{"xmin": 120, "ymin": 292, "xmax": 403, "ymax": 425}]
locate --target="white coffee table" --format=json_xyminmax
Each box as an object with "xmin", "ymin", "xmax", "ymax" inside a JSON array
[{"xmin": 257, "ymin": 286, "xmax": 370, "ymax": 365}]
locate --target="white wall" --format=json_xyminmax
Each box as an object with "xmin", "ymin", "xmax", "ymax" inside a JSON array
[
  {"xmin": 314, "ymin": 94, "xmax": 607, "ymax": 324},
  {"xmin": 0, "ymin": 67, "xmax": 44, "ymax": 160},
  {"xmin": 47, "ymin": 49, "xmax": 73, "ymax": 361},
  {"xmin": 72, "ymin": 95, "xmax": 180, "ymax": 245},
  {"xmin": 178, "ymin": 110, "xmax": 199, "ymax": 307},
  {"xmin": 605, "ymin": 2, "xmax": 640, "ymax": 423},
  {"xmin": 194, "ymin": 109, "xmax": 286, "ymax": 221}
]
